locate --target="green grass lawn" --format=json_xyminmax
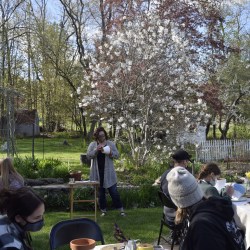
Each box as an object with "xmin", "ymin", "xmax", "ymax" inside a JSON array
[
  {"xmin": 0, "ymin": 137, "xmax": 87, "ymax": 169},
  {"xmin": 31, "ymin": 207, "xmax": 164, "ymax": 250}
]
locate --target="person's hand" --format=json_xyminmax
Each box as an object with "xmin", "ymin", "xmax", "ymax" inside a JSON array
[
  {"xmin": 109, "ymin": 148, "xmax": 112, "ymax": 157},
  {"xmin": 97, "ymin": 144, "xmax": 104, "ymax": 151},
  {"xmin": 225, "ymin": 185, "xmax": 234, "ymax": 197}
]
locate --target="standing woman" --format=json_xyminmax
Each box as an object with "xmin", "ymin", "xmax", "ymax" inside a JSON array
[
  {"xmin": 87, "ymin": 127, "xmax": 125, "ymax": 216},
  {"xmin": 0, "ymin": 158, "xmax": 24, "ymax": 190},
  {"xmin": 0, "ymin": 187, "xmax": 45, "ymax": 249}
]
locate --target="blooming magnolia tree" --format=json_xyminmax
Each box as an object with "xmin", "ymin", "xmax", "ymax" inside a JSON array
[{"xmin": 78, "ymin": 0, "xmax": 223, "ymax": 167}]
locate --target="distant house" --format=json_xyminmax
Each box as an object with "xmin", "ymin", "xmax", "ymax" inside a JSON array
[
  {"xmin": 15, "ymin": 109, "xmax": 40, "ymax": 137},
  {"xmin": 0, "ymin": 109, "xmax": 40, "ymax": 137}
]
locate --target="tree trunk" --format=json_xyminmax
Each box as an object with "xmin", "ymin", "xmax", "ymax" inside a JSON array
[{"xmin": 87, "ymin": 120, "xmax": 97, "ymax": 140}]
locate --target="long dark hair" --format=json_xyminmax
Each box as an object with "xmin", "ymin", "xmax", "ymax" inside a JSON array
[
  {"xmin": 93, "ymin": 127, "xmax": 108, "ymax": 141},
  {"xmin": 197, "ymin": 162, "xmax": 221, "ymax": 180},
  {"xmin": 0, "ymin": 157, "xmax": 24, "ymax": 189},
  {"xmin": 0, "ymin": 187, "xmax": 44, "ymax": 222}
]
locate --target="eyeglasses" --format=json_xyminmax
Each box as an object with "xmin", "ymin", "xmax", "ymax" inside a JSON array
[{"xmin": 98, "ymin": 134, "xmax": 105, "ymax": 138}]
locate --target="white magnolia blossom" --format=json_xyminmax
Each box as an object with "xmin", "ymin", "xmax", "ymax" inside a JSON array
[
  {"xmin": 197, "ymin": 98, "xmax": 203, "ymax": 104},
  {"xmin": 118, "ymin": 117, "xmax": 124, "ymax": 123},
  {"xmin": 77, "ymin": 87, "xmax": 81, "ymax": 95},
  {"xmin": 77, "ymin": 2, "xmax": 218, "ymax": 165},
  {"xmin": 121, "ymin": 123, "xmax": 127, "ymax": 128}
]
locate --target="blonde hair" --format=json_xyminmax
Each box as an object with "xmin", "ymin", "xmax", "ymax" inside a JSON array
[
  {"xmin": 0, "ymin": 158, "xmax": 24, "ymax": 189},
  {"xmin": 175, "ymin": 207, "xmax": 188, "ymax": 225}
]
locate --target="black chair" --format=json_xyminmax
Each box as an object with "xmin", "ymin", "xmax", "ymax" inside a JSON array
[
  {"xmin": 49, "ymin": 218, "xmax": 105, "ymax": 250},
  {"xmin": 157, "ymin": 190, "xmax": 186, "ymax": 250}
]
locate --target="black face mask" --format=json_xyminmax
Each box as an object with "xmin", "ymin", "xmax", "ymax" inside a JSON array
[{"xmin": 22, "ymin": 218, "xmax": 44, "ymax": 232}]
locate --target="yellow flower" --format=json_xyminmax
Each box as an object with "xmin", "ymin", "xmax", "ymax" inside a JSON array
[{"xmin": 245, "ymin": 172, "xmax": 250, "ymax": 179}]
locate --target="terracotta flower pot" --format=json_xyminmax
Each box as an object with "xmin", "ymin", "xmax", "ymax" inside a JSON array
[
  {"xmin": 69, "ymin": 171, "xmax": 82, "ymax": 181},
  {"xmin": 70, "ymin": 238, "xmax": 96, "ymax": 250}
]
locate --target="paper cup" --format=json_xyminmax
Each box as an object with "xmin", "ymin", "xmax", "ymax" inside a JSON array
[
  {"xmin": 214, "ymin": 178, "xmax": 226, "ymax": 192},
  {"xmin": 102, "ymin": 145, "xmax": 110, "ymax": 154}
]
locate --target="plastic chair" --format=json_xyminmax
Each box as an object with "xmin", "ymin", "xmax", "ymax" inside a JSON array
[
  {"xmin": 157, "ymin": 190, "xmax": 186, "ymax": 250},
  {"xmin": 49, "ymin": 218, "xmax": 105, "ymax": 250}
]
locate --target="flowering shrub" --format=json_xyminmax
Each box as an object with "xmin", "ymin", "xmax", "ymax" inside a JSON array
[{"xmin": 77, "ymin": 1, "xmax": 225, "ymax": 166}]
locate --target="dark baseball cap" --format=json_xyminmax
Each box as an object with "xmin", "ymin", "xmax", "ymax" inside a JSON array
[{"xmin": 171, "ymin": 149, "xmax": 192, "ymax": 162}]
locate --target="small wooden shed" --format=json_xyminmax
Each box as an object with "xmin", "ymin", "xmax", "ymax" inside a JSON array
[{"xmin": 15, "ymin": 109, "xmax": 40, "ymax": 137}]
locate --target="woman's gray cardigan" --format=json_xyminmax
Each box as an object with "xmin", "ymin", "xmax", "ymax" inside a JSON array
[{"xmin": 86, "ymin": 140, "xmax": 119, "ymax": 188}]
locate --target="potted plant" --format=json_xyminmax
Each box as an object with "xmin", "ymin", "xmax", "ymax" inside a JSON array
[{"xmin": 69, "ymin": 170, "xmax": 82, "ymax": 181}]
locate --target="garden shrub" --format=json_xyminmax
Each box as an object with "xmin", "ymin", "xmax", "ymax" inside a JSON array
[
  {"xmin": 14, "ymin": 157, "xmax": 40, "ymax": 179},
  {"xmin": 14, "ymin": 157, "xmax": 69, "ymax": 181},
  {"xmin": 116, "ymin": 185, "xmax": 160, "ymax": 209},
  {"xmin": 32, "ymin": 184, "xmax": 161, "ymax": 210}
]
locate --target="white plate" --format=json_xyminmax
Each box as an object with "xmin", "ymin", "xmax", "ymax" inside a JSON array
[
  {"xmin": 231, "ymin": 197, "xmax": 247, "ymax": 202},
  {"xmin": 101, "ymin": 243, "xmax": 124, "ymax": 250}
]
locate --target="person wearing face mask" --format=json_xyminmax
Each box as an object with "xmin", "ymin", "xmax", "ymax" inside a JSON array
[
  {"xmin": 197, "ymin": 162, "xmax": 234, "ymax": 198},
  {"xmin": 167, "ymin": 167, "xmax": 245, "ymax": 250},
  {"xmin": 87, "ymin": 127, "xmax": 125, "ymax": 217},
  {"xmin": 0, "ymin": 187, "xmax": 45, "ymax": 249}
]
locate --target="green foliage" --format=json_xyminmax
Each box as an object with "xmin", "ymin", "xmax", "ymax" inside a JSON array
[
  {"xmin": 35, "ymin": 189, "xmax": 70, "ymax": 210},
  {"xmin": 33, "ymin": 184, "xmax": 160, "ymax": 211},
  {"xmin": 207, "ymin": 124, "xmax": 250, "ymax": 140},
  {"xmin": 14, "ymin": 157, "xmax": 70, "ymax": 180},
  {"xmin": 51, "ymin": 131, "xmax": 83, "ymax": 138},
  {"xmin": 37, "ymin": 158, "xmax": 64, "ymax": 178},
  {"xmin": 116, "ymin": 159, "xmax": 168, "ymax": 186},
  {"xmin": 10, "ymin": 136, "xmax": 87, "ymax": 170},
  {"xmin": 227, "ymin": 124, "xmax": 250, "ymax": 139},
  {"xmin": 14, "ymin": 157, "xmax": 40, "ymax": 179},
  {"xmin": 193, "ymin": 161, "xmax": 203, "ymax": 176},
  {"xmin": 120, "ymin": 185, "xmax": 160, "ymax": 209}
]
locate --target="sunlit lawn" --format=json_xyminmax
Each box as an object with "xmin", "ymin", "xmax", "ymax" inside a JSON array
[
  {"xmin": 0, "ymin": 137, "xmax": 87, "ymax": 169},
  {"xmin": 32, "ymin": 207, "xmax": 164, "ymax": 250}
]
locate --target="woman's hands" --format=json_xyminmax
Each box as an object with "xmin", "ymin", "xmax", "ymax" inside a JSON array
[
  {"xmin": 225, "ymin": 185, "xmax": 234, "ymax": 197},
  {"xmin": 97, "ymin": 144, "xmax": 104, "ymax": 152}
]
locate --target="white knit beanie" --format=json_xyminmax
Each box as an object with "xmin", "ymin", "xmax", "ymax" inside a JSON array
[{"xmin": 167, "ymin": 167, "xmax": 203, "ymax": 208}]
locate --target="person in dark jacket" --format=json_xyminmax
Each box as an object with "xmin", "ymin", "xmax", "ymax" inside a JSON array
[
  {"xmin": 159, "ymin": 149, "xmax": 192, "ymax": 245},
  {"xmin": 167, "ymin": 167, "xmax": 245, "ymax": 250},
  {"xmin": 160, "ymin": 149, "xmax": 192, "ymax": 223}
]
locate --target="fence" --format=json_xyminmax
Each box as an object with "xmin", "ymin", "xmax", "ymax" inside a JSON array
[{"xmin": 196, "ymin": 140, "xmax": 250, "ymax": 162}]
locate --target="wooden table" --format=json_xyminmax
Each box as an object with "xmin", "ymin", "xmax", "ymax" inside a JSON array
[
  {"xmin": 32, "ymin": 181, "xmax": 99, "ymax": 221},
  {"xmin": 69, "ymin": 181, "xmax": 99, "ymax": 221}
]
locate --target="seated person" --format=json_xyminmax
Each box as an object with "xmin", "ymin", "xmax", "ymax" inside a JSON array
[
  {"xmin": 0, "ymin": 157, "xmax": 24, "ymax": 190},
  {"xmin": 167, "ymin": 167, "xmax": 245, "ymax": 250},
  {"xmin": 159, "ymin": 149, "xmax": 192, "ymax": 244},
  {"xmin": 197, "ymin": 162, "xmax": 234, "ymax": 198},
  {"xmin": 160, "ymin": 149, "xmax": 192, "ymax": 222},
  {"xmin": 160, "ymin": 162, "xmax": 175, "ymax": 226},
  {"xmin": 0, "ymin": 187, "xmax": 45, "ymax": 249}
]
